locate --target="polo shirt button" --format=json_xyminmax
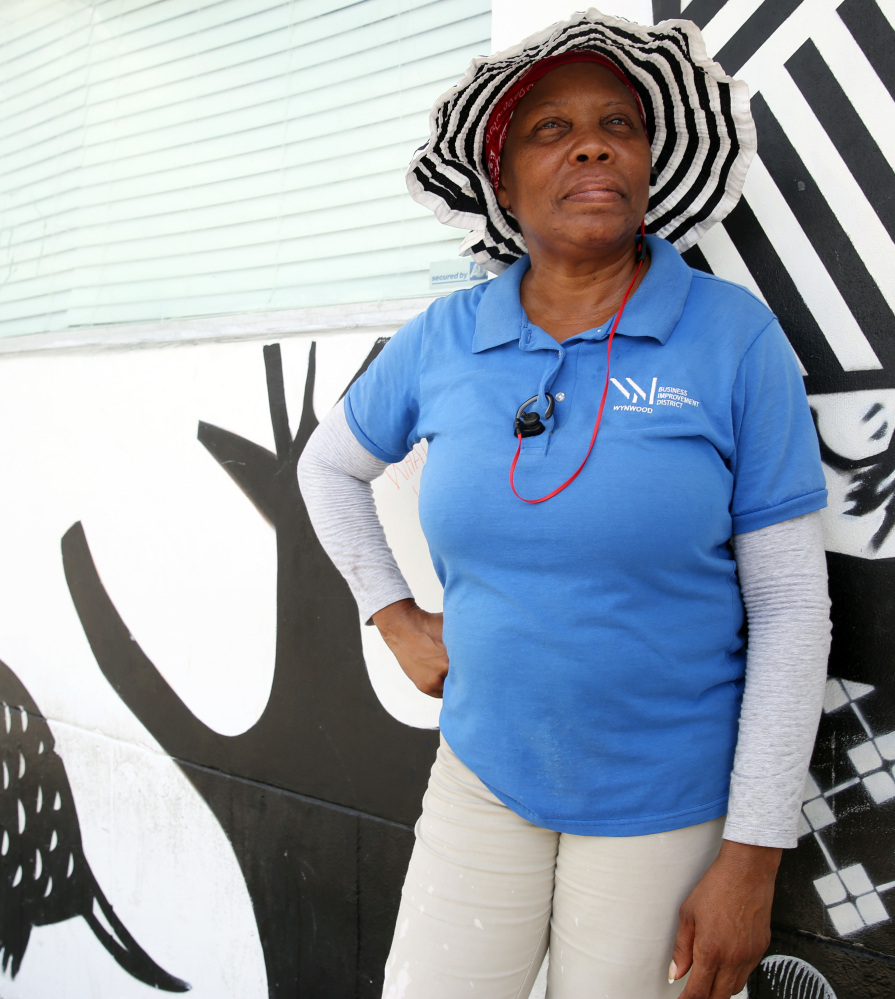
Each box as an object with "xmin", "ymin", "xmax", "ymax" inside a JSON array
[
  {"xmin": 555, "ymin": 393, "xmax": 566, "ymax": 401},
  {"xmin": 557, "ymin": 350, "xmax": 562, "ymax": 358}
]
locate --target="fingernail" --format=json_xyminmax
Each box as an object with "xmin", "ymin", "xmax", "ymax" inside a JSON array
[{"xmin": 667, "ymin": 961, "xmax": 677, "ymax": 984}]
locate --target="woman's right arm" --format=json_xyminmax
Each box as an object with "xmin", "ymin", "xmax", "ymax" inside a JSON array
[{"xmin": 297, "ymin": 399, "xmax": 448, "ymax": 697}]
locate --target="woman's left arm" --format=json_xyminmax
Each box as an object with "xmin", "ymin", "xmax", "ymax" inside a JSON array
[{"xmin": 672, "ymin": 510, "xmax": 831, "ymax": 999}]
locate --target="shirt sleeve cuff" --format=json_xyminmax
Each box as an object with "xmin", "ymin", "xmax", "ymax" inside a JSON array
[
  {"xmin": 343, "ymin": 390, "xmax": 409, "ymax": 464},
  {"xmin": 732, "ymin": 488, "xmax": 828, "ymax": 536}
]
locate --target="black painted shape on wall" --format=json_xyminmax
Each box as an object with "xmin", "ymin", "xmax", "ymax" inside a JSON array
[
  {"xmin": 787, "ymin": 40, "xmax": 895, "ymax": 245},
  {"xmin": 184, "ymin": 759, "xmax": 415, "ymax": 998},
  {"xmin": 0, "ymin": 658, "xmax": 189, "ymax": 990},
  {"xmin": 654, "ymin": 4, "xmax": 835, "ymax": 387},
  {"xmin": 651, "ymin": 0, "xmax": 683, "ymax": 21},
  {"xmin": 63, "ymin": 340, "xmax": 438, "ymax": 996},
  {"xmin": 657, "ymin": 0, "xmax": 895, "ymax": 990},
  {"xmin": 762, "ymin": 555, "xmax": 895, "ymax": 993},
  {"xmin": 719, "ymin": 199, "xmax": 843, "ymax": 390},
  {"xmin": 62, "ymin": 340, "xmax": 436, "ymax": 825},
  {"xmin": 751, "ymin": 94, "xmax": 895, "ymax": 382},
  {"xmin": 713, "ymin": 95, "xmax": 895, "ymax": 394},
  {"xmin": 657, "ymin": 0, "xmax": 895, "ymax": 397},
  {"xmin": 654, "ymin": 0, "xmax": 803, "ymax": 74},
  {"xmin": 751, "ymin": 930, "xmax": 895, "ymax": 998},
  {"xmin": 826, "ymin": 554, "xmax": 895, "ymax": 685},
  {"xmin": 751, "ymin": 954, "xmax": 838, "ymax": 998},
  {"xmin": 713, "ymin": 0, "xmax": 802, "ymax": 76},
  {"xmin": 839, "ymin": 0, "xmax": 895, "ymax": 103},
  {"xmin": 817, "ymin": 424, "xmax": 895, "ymax": 553}
]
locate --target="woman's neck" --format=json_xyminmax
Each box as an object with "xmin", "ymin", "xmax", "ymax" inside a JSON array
[{"xmin": 520, "ymin": 245, "xmax": 650, "ymax": 343}]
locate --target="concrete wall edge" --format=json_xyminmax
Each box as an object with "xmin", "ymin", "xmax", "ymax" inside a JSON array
[{"xmin": 0, "ymin": 297, "xmax": 439, "ymax": 357}]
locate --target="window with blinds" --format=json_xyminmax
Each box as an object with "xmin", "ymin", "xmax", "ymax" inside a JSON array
[{"xmin": 0, "ymin": 0, "xmax": 491, "ymax": 338}]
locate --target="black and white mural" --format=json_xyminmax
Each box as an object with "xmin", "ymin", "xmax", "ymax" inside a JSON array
[
  {"xmin": 0, "ymin": 0, "xmax": 892, "ymax": 996},
  {"xmin": 0, "ymin": 661, "xmax": 188, "ymax": 991},
  {"xmin": 650, "ymin": 0, "xmax": 895, "ymax": 996},
  {"xmin": 0, "ymin": 335, "xmax": 441, "ymax": 997},
  {"xmin": 61, "ymin": 340, "xmax": 440, "ymax": 996}
]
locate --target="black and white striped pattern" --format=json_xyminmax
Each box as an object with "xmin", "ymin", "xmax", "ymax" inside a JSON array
[
  {"xmin": 655, "ymin": 0, "xmax": 895, "ymax": 396},
  {"xmin": 755, "ymin": 954, "xmax": 837, "ymax": 998},
  {"xmin": 406, "ymin": 8, "xmax": 756, "ymax": 272}
]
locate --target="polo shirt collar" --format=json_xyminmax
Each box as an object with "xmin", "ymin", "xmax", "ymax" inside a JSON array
[
  {"xmin": 472, "ymin": 255, "xmax": 530, "ymax": 352},
  {"xmin": 471, "ymin": 235, "xmax": 692, "ymax": 353}
]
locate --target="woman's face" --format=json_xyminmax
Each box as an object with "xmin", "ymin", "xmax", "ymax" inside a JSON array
[{"xmin": 497, "ymin": 62, "xmax": 652, "ymax": 261}]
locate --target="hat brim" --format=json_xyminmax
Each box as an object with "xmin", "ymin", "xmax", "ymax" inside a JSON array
[{"xmin": 406, "ymin": 8, "xmax": 756, "ymax": 273}]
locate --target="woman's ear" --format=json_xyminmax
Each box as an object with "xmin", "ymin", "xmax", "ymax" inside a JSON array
[{"xmin": 497, "ymin": 181, "xmax": 511, "ymax": 212}]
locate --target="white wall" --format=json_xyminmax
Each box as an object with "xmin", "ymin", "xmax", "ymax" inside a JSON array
[{"xmin": 491, "ymin": 0, "xmax": 655, "ymax": 52}]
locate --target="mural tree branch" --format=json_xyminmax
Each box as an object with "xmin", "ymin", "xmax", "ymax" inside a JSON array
[{"xmin": 61, "ymin": 341, "xmax": 437, "ymax": 997}]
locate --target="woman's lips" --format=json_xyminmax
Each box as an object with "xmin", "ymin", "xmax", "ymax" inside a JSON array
[{"xmin": 563, "ymin": 185, "xmax": 623, "ymax": 203}]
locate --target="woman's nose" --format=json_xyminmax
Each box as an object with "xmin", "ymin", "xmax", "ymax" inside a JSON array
[{"xmin": 569, "ymin": 126, "xmax": 611, "ymax": 163}]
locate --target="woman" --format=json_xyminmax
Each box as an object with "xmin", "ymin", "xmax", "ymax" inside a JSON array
[{"xmin": 299, "ymin": 10, "xmax": 831, "ymax": 998}]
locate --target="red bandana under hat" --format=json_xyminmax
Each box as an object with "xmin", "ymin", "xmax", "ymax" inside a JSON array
[{"xmin": 484, "ymin": 52, "xmax": 648, "ymax": 194}]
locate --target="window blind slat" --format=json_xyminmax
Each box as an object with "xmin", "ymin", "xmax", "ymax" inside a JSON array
[
  {"xmin": 61, "ymin": 232, "xmax": 462, "ymax": 321},
  {"xmin": 0, "ymin": 0, "xmax": 491, "ymax": 337}
]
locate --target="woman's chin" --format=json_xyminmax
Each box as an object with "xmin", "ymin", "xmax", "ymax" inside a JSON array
[{"xmin": 529, "ymin": 221, "xmax": 641, "ymax": 260}]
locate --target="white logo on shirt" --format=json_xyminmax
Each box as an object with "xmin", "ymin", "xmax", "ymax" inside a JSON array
[
  {"xmin": 610, "ymin": 376, "xmax": 655, "ymax": 404},
  {"xmin": 610, "ymin": 378, "xmax": 702, "ymax": 414}
]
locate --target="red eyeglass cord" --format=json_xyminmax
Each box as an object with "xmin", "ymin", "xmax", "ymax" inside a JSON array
[{"xmin": 509, "ymin": 252, "xmax": 645, "ymax": 505}]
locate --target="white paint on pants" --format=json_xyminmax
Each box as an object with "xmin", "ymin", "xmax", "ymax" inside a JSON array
[{"xmin": 382, "ymin": 738, "xmax": 725, "ymax": 999}]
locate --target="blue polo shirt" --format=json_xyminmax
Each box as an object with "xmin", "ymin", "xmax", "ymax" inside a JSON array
[{"xmin": 345, "ymin": 236, "xmax": 827, "ymax": 836}]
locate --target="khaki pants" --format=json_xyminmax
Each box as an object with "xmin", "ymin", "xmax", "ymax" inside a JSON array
[{"xmin": 383, "ymin": 738, "xmax": 724, "ymax": 999}]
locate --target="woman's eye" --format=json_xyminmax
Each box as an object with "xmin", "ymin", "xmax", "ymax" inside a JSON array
[{"xmin": 535, "ymin": 119, "xmax": 564, "ymax": 131}]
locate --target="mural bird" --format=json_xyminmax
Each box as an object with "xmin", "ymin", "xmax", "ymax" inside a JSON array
[
  {"xmin": 62, "ymin": 341, "xmax": 438, "ymax": 998},
  {"xmin": 0, "ymin": 657, "xmax": 189, "ymax": 990}
]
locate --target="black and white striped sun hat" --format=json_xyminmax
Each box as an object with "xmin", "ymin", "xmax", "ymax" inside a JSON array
[{"xmin": 406, "ymin": 8, "xmax": 756, "ymax": 272}]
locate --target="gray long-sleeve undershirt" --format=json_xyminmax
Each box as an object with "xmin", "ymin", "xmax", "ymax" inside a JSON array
[{"xmin": 298, "ymin": 399, "xmax": 831, "ymax": 848}]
